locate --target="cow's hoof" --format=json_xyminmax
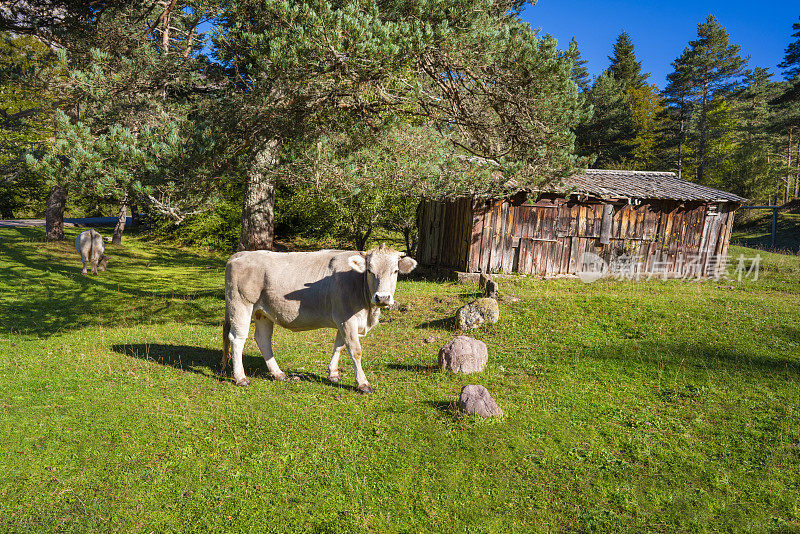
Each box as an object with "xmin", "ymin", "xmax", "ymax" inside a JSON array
[
  {"xmin": 328, "ymin": 374, "xmax": 340, "ymax": 384},
  {"xmin": 357, "ymin": 384, "xmax": 374, "ymax": 395},
  {"xmin": 273, "ymin": 373, "xmax": 288, "ymax": 382},
  {"xmin": 235, "ymin": 378, "xmax": 250, "ymax": 387}
]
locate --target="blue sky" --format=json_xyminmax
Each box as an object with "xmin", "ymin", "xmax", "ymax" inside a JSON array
[{"xmin": 520, "ymin": 0, "xmax": 798, "ymax": 89}]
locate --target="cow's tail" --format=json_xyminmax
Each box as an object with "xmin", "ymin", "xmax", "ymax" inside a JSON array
[{"xmin": 221, "ymin": 317, "xmax": 231, "ymax": 379}]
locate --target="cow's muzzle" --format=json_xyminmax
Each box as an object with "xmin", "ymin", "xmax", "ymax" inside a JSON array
[{"xmin": 373, "ymin": 292, "xmax": 394, "ymax": 307}]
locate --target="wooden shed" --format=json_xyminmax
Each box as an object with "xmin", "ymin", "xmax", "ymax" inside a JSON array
[{"xmin": 416, "ymin": 169, "xmax": 747, "ymax": 278}]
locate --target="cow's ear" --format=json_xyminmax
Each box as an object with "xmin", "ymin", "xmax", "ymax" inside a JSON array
[
  {"xmin": 398, "ymin": 256, "xmax": 417, "ymax": 274},
  {"xmin": 348, "ymin": 254, "xmax": 366, "ymax": 273}
]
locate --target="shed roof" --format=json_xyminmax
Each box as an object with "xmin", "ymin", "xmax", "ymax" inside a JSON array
[{"xmin": 551, "ymin": 169, "xmax": 747, "ymax": 203}]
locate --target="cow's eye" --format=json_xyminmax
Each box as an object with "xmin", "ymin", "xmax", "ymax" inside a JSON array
[{"xmin": 393, "ymin": 269, "xmax": 399, "ymax": 274}]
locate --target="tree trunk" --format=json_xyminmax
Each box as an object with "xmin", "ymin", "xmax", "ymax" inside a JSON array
[
  {"xmin": 697, "ymin": 81, "xmax": 708, "ymax": 184},
  {"xmin": 112, "ymin": 197, "xmax": 127, "ymax": 245},
  {"xmin": 45, "ymin": 184, "xmax": 68, "ymax": 241},
  {"xmin": 795, "ymin": 137, "xmax": 799, "ymax": 199},
  {"xmin": 676, "ymin": 95, "xmax": 686, "ymax": 179},
  {"xmin": 239, "ymin": 139, "xmax": 279, "ymax": 251},
  {"xmin": 130, "ymin": 203, "xmax": 140, "ymax": 227},
  {"xmin": 787, "ymin": 129, "xmax": 793, "ymax": 204}
]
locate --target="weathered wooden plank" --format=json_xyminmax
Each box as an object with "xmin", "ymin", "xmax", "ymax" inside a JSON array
[
  {"xmin": 489, "ymin": 201, "xmax": 505, "ymax": 272},
  {"xmin": 718, "ymin": 205, "xmax": 736, "ymax": 260},
  {"xmin": 577, "ymin": 205, "xmax": 587, "ymax": 237},
  {"xmin": 450, "ymin": 200, "xmax": 461, "ymax": 267},
  {"xmin": 467, "ymin": 201, "xmax": 484, "ymax": 271},
  {"xmin": 487, "ymin": 201, "xmax": 501, "ymax": 272},
  {"xmin": 501, "ymin": 203, "xmax": 514, "ymax": 272},
  {"xmin": 431, "ymin": 201, "xmax": 442, "ymax": 266},
  {"xmin": 567, "ymin": 234, "xmax": 581, "ymax": 274},
  {"xmin": 599, "ymin": 203, "xmax": 614, "ymax": 244},
  {"xmin": 643, "ymin": 204, "xmax": 658, "ymax": 241},
  {"xmin": 522, "ymin": 237, "xmax": 534, "ymax": 274},
  {"xmin": 460, "ymin": 198, "xmax": 472, "ymax": 269},
  {"xmin": 420, "ymin": 201, "xmax": 432, "ymax": 264},
  {"xmin": 480, "ymin": 200, "xmax": 494, "ymax": 272},
  {"xmin": 619, "ymin": 206, "xmax": 631, "ymax": 239}
]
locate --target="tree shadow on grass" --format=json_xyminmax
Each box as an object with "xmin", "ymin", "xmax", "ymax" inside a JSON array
[
  {"xmin": 584, "ymin": 340, "xmax": 800, "ymax": 379},
  {"xmin": 1, "ymin": 231, "xmax": 225, "ymax": 336},
  {"xmin": 111, "ymin": 343, "xmax": 358, "ymax": 391}
]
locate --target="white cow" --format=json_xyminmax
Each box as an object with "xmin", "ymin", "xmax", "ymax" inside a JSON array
[
  {"xmin": 75, "ymin": 229, "xmax": 111, "ymax": 275},
  {"xmin": 222, "ymin": 244, "xmax": 417, "ymax": 393}
]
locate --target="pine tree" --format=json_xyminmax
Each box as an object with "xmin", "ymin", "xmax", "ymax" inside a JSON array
[
  {"xmin": 608, "ymin": 30, "xmax": 649, "ymax": 90},
  {"xmin": 665, "ymin": 15, "xmax": 746, "ymax": 184},
  {"xmin": 772, "ymin": 16, "xmax": 800, "ymax": 200},
  {"xmin": 575, "ymin": 72, "xmax": 636, "ymax": 167},
  {"xmin": 23, "ymin": 1, "xmax": 219, "ymax": 242},
  {"xmin": 725, "ymin": 69, "xmax": 783, "ymax": 201},
  {"xmin": 563, "ymin": 37, "xmax": 590, "ymax": 92},
  {"xmin": 778, "ymin": 16, "xmax": 800, "ymax": 79},
  {"xmin": 215, "ymin": 0, "xmax": 587, "ymax": 250}
]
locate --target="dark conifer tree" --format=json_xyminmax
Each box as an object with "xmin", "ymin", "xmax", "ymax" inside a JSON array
[
  {"xmin": 575, "ymin": 72, "xmax": 636, "ymax": 167},
  {"xmin": 608, "ymin": 30, "xmax": 649, "ymax": 90},
  {"xmin": 778, "ymin": 16, "xmax": 800, "ymax": 79}
]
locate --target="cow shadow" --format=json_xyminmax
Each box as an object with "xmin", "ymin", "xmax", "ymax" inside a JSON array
[
  {"xmin": 424, "ymin": 400, "xmax": 461, "ymax": 420},
  {"xmin": 387, "ymin": 363, "xmax": 439, "ymax": 372},
  {"xmin": 111, "ymin": 343, "xmax": 359, "ymax": 390},
  {"xmin": 415, "ymin": 316, "xmax": 457, "ymax": 330},
  {"xmin": 287, "ymin": 371, "xmax": 359, "ymax": 392},
  {"xmin": 111, "ymin": 343, "xmax": 262, "ymax": 382}
]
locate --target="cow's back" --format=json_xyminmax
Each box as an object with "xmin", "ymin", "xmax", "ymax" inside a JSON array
[{"xmin": 226, "ymin": 250, "xmax": 365, "ymax": 330}]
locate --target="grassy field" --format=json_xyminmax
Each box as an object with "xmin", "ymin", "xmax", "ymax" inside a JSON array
[
  {"xmin": 1, "ymin": 226, "xmax": 799, "ymax": 533},
  {"xmin": 732, "ymin": 208, "xmax": 800, "ymax": 254}
]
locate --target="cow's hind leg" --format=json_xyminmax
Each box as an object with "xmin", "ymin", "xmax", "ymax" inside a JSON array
[
  {"xmin": 341, "ymin": 321, "xmax": 372, "ymax": 394},
  {"xmin": 253, "ymin": 313, "xmax": 287, "ymax": 381},
  {"xmin": 327, "ymin": 331, "xmax": 345, "ymax": 383},
  {"xmin": 228, "ymin": 303, "xmax": 253, "ymax": 387}
]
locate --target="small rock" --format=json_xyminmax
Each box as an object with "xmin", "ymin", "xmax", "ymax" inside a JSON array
[
  {"xmin": 423, "ymin": 336, "xmax": 436, "ymax": 344},
  {"xmin": 438, "ymin": 336, "xmax": 488, "ymax": 374},
  {"xmin": 479, "ymin": 273, "xmax": 499, "ymax": 298},
  {"xmin": 484, "ymin": 280, "xmax": 498, "ymax": 298},
  {"xmin": 459, "ymin": 385, "xmax": 503, "ymax": 417},
  {"xmin": 457, "ymin": 297, "xmax": 500, "ymax": 330}
]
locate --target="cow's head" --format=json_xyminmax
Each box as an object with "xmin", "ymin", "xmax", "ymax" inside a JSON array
[
  {"xmin": 98, "ymin": 254, "xmax": 111, "ymax": 271},
  {"xmin": 348, "ymin": 244, "xmax": 417, "ymax": 307}
]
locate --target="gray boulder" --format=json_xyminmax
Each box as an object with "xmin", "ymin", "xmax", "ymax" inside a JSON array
[
  {"xmin": 459, "ymin": 385, "xmax": 503, "ymax": 417},
  {"xmin": 438, "ymin": 336, "xmax": 488, "ymax": 374},
  {"xmin": 457, "ymin": 297, "xmax": 500, "ymax": 330}
]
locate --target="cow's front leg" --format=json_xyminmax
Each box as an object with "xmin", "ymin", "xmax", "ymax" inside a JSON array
[
  {"xmin": 327, "ymin": 331, "xmax": 345, "ymax": 383},
  {"xmin": 341, "ymin": 321, "xmax": 373, "ymax": 394},
  {"xmin": 253, "ymin": 316, "xmax": 287, "ymax": 381}
]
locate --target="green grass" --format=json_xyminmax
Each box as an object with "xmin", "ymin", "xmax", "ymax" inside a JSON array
[
  {"xmin": 1, "ymin": 227, "xmax": 799, "ymax": 533},
  {"xmin": 732, "ymin": 208, "xmax": 800, "ymax": 254}
]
